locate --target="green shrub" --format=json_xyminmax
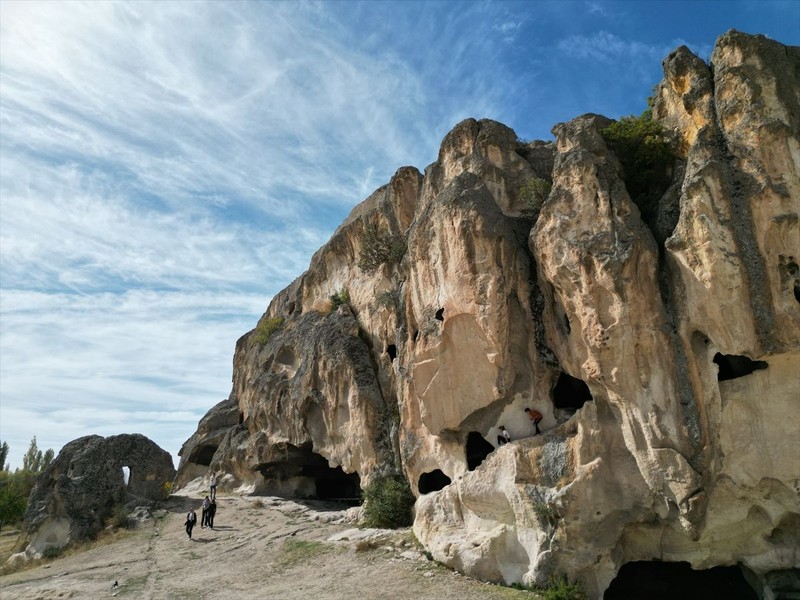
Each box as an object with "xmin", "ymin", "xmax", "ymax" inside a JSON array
[
  {"xmin": 540, "ymin": 575, "xmax": 588, "ymax": 600},
  {"xmin": 358, "ymin": 223, "xmax": 406, "ymax": 274},
  {"xmin": 600, "ymin": 111, "xmax": 675, "ymax": 229},
  {"xmin": 362, "ymin": 475, "xmax": 415, "ymax": 528},
  {"xmin": 329, "ymin": 288, "xmax": 350, "ymax": 310},
  {"xmin": 253, "ymin": 316, "xmax": 285, "ymax": 345},
  {"xmin": 161, "ymin": 480, "xmax": 173, "ymax": 500},
  {"xmin": 110, "ymin": 505, "xmax": 131, "ymax": 529},
  {"xmin": 519, "ymin": 177, "xmax": 552, "ymax": 218},
  {"xmin": 41, "ymin": 545, "xmax": 65, "ymax": 559}
]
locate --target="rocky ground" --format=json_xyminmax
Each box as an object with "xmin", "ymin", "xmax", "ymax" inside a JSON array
[{"xmin": 0, "ymin": 487, "xmax": 539, "ymax": 600}]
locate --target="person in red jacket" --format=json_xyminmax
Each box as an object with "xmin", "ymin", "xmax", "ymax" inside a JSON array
[{"xmin": 524, "ymin": 407, "xmax": 543, "ymax": 436}]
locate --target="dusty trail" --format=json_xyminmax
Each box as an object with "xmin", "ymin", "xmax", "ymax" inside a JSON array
[{"xmin": 1, "ymin": 490, "xmax": 537, "ymax": 599}]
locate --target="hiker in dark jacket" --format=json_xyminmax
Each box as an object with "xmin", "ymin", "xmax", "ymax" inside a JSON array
[
  {"xmin": 208, "ymin": 499, "xmax": 217, "ymax": 529},
  {"xmin": 185, "ymin": 508, "xmax": 197, "ymax": 539}
]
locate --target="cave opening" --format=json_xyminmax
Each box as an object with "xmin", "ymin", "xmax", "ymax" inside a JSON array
[
  {"xmin": 257, "ymin": 443, "xmax": 361, "ymax": 501},
  {"xmin": 794, "ymin": 282, "xmax": 800, "ymax": 304},
  {"xmin": 418, "ymin": 469, "xmax": 451, "ymax": 494},
  {"xmin": 195, "ymin": 445, "xmax": 218, "ymax": 467},
  {"xmin": 300, "ymin": 463, "xmax": 361, "ymax": 500},
  {"xmin": 465, "ymin": 431, "xmax": 495, "ymax": 471},
  {"xmin": 713, "ymin": 353, "xmax": 768, "ymax": 381},
  {"xmin": 604, "ymin": 561, "xmax": 757, "ymax": 600},
  {"xmin": 435, "ymin": 308, "xmax": 444, "ymax": 321},
  {"xmin": 387, "ymin": 344, "xmax": 397, "ymax": 360},
  {"xmin": 553, "ymin": 372, "xmax": 593, "ymax": 411},
  {"xmin": 239, "ymin": 411, "xmax": 244, "ymax": 425}
]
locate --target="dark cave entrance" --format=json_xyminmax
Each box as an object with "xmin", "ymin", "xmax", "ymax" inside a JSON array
[
  {"xmin": 195, "ymin": 445, "xmax": 218, "ymax": 467},
  {"xmin": 604, "ymin": 561, "xmax": 757, "ymax": 600},
  {"xmin": 418, "ymin": 469, "xmax": 451, "ymax": 494},
  {"xmin": 256, "ymin": 443, "xmax": 361, "ymax": 501},
  {"xmin": 465, "ymin": 431, "xmax": 494, "ymax": 471},
  {"xmin": 553, "ymin": 372, "xmax": 593, "ymax": 411},
  {"xmin": 387, "ymin": 344, "xmax": 397, "ymax": 360},
  {"xmin": 713, "ymin": 353, "xmax": 768, "ymax": 382},
  {"xmin": 435, "ymin": 308, "xmax": 444, "ymax": 321}
]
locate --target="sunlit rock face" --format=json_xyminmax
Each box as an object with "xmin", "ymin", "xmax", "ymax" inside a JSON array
[{"xmin": 177, "ymin": 30, "xmax": 799, "ymax": 598}]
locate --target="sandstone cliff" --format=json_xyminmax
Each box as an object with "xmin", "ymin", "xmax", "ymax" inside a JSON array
[{"xmin": 177, "ymin": 31, "xmax": 799, "ymax": 598}]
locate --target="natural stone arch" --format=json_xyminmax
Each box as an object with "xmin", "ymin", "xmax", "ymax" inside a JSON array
[
  {"xmin": 418, "ymin": 469, "xmax": 451, "ymax": 494},
  {"xmin": 604, "ymin": 561, "xmax": 758, "ymax": 599}
]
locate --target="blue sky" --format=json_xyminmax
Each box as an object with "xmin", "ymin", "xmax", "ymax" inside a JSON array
[{"xmin": 1, "ymin": 0, "xmax": 797, "ymax": 470}]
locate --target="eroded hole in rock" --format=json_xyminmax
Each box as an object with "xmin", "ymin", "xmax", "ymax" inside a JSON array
[
  {"xmin": 287, "ymin": 301, "xmax": 296, "ymax": 315},
  {"xmin": 387, "ymin": 344, "xmax": 397, "ymax": 360},
  {"xmin": 553, "ymin": 372, "xmax": 593, "ymax": 411},
  {"xmin": 239, "ymin": 411, "xmax": 244, "ymax": 425},
  {"xmin": 435, "ymin": 308, "xmax": 444, "ymax": 321},
  {"xmin": 195, "ymin": 445, "xmax": 217, "ymax": 467},
  {"xmin": 257, "ymin": 444, "xmax": 361, "ymax": 501},
  {"xmin": 713, "ymin": 353, "xmax": 768, "ymax": 381},
  {"xmin": 413, "ymin": 329, "xmax": 419, "ymax": 342},
  {"xmin": 418, "ymin": 469, "xmax": 451, "ymax": 494},
  {"xmin": 794, "ymin": 282, "xmax": 800, "ymax": 304},
  {"xmin": 466, "ymin": 431, "xmax": 494, "ymax": 471},
  {"xmin": 276, "ymin": 347, "xmax": 295, "ymax": 366},
  {"xmin": 604, "ymin": 561, "xmax": 757, "ymax": 600}
]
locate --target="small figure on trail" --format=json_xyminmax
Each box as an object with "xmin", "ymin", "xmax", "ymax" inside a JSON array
[
  {"xmin": 185, "ymin": 508, "xmax": 197, "ymax": 539},
  {"xmin": 209, "ymin": 471, "xmax": 218, "ymax": 501},
  {"xmin": 201, "ymin": 496, "xmax": 211, "ymax": 528},
  {"xmin": 208, "ymin": 499, "xmax": 217, "ymax": 529},
  {"xmin": 524, "ymin": 407, "xmax": 543, "ymax": 436},
  {"xmin": 497, "ymin": 426, "xmax": 511, "ymax": 445}
]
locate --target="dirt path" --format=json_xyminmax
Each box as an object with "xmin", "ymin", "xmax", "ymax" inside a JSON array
[{"xmin": 1, "ymin": 491, "xmax": 539, "ymax": 600}]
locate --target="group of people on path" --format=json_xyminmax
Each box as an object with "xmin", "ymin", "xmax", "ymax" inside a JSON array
[
  {"xmin": 496, "ymin": 407, "xmax": 544, "ymax": 445},
  {"xmin": 184, "ymin": 472, "xmax": 219, "ymax": 540}
]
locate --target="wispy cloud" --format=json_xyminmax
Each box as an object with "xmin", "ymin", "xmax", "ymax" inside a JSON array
[{"xmin": 0, "ymin": 0, "xmax": 793, "ymax": 470}]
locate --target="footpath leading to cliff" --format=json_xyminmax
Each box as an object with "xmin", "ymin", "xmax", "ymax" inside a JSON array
[{"xmin": 0, "ymin": 488, "xmax": 536, "ymax": 600}]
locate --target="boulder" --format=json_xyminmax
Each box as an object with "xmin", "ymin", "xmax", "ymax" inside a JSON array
[{"xmin": 16, "ymin": 434, "xmax": 175, "ymax": 559}]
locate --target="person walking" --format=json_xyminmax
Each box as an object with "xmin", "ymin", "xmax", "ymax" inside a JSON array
[
  {"xmin": 209, "ymin": 471, "xmax": 218, "ymax": 501},
  {"xmin": 524, "ymin": 407, "xmax": 544, "ymax": 436},
  {"xmin": 185, "ymin": 508, "xmax": 197, "ymax": 539},
  {"xmin": 201, "ymin": 496, "xmax": 211, "ymax": 528},
  {"xmin": 208, "ymin": 499, "xmax": 217, "ymax": 529},
  {"xmin": 497, "ymin": 426, "xmax": 511, "ymax": 445}
]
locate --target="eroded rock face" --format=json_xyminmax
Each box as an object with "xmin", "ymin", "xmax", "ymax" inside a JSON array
[
  {"xmin": 17, "ymin": 434, "xmax": 175, "ymax": 559},
  {"xmin": 177, "ymin": 30, "xmax": 799, "ymax": 598}
]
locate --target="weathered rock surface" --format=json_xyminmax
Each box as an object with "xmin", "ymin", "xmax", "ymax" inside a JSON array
[
  {"xmin": 177, "ymin": 30, "xmax": 799, "ymax": 598},
  {"xmin": 15, "ymin": 434, "xmax": 175, "ymax": 560}
]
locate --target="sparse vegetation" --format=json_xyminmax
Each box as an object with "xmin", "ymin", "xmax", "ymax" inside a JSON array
[
  {"xmin": 374, "ymin": 289, "xmax": 399, "ymax": 312},
  {"xmin": 358, "ymin": 223, "xmax": 406, "ymax": 274},
  {"xmin": 41, "ymin": 545, "xmax": 65, "ymax": 559},
  {"xmin": 109, "ymin": 504, "xmax": 131, "ymax": 529},
  {"xmin": 251, "ymin": 498, "xmax": 265, "ymax": 509},
  {"xmin": 276, "ymin": 539, "xmax": 331, "ymax": 569},
  {"xmin": 510, "ymin": 574, "xmax": 587, "ymax": 600},
  {"xmin": 330, "ymin": 288, "xmax": 350, "ymax": 310},
  {"xmin": 362, "ymin": 475, "xmax": 415, "ymax": 529},
  {"xmin": 161, "ymin": 480, "xmax": 173, "ymax": 500},
  {"xmin": 600, "ymin": 110, "xmax": 675, "ymax": 229},
  {"xmin": 540, "ymin": 575, "xmax": 588, "ymax": 600},
  {"xmin": 253, "ymin": 316, "xmax": 285, "ymax": 345},
  {"xmin": 519, "ymin": 177, "xmax": 552, "ymax": 218}
]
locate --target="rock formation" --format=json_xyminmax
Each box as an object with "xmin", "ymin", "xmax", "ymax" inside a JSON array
[
  {"xmin": 14, "ymin": 434, "xmax": 175, "ymax": 560},
  {"xmin": 178, "ymin": 30, "xmax": 799, "ymax": 598}
]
